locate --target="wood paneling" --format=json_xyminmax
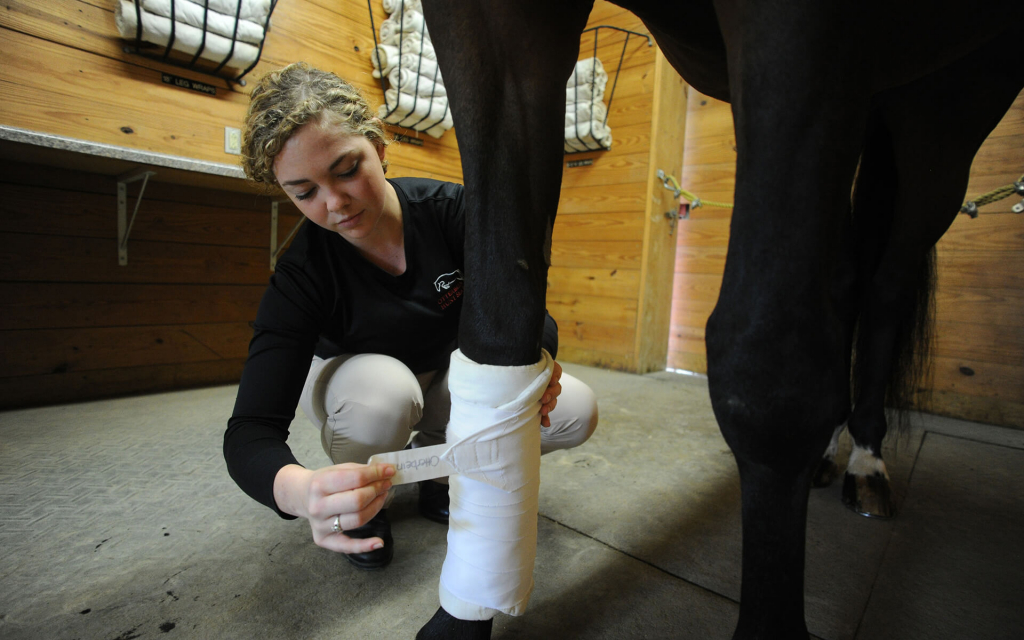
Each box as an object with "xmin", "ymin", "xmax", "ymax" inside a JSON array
[
  {"xmin": 545, "ymin": 2, "xmax": 685, "ymax": 373},
  {"xmin": 547, "ymin": 267, "xmax": 640, "ymax": 299},
  {"xmin": 558, "ymin": 323, "xmax": 637, "ymax": 361},
  {"xmin": 1, "ymin": 322, "xmax": 252, "ymax": 378},
  {"xmin": 0, "ymin": 233, "xmax": 271, "ymax": 284},
  {"xmin": 0, "ymin": 183, "xmax": 303, "ymax": 246},
  {"xmin": 933, "ymin": 320, "xmax": 1024, "ymax": 367},
  {"xmin": 0, "ymin": 0, "xmax": 691, "ymax": 404},
  {"xmin": 667, "ymin": 85, "xmax": 1024, "ymax": 429},
  {"xmin": 0, "ymin": 0, "xmax": 471, "ymax": 408},
  {"xmin": 0, "ymin": 0, "xmax": 465, "ymax": 183},
  {"xmin": 927, "ymin": 391, "xmax": 1024, "ymax": 430},
  {"xmin": 548, "ymin": 292, "xmax": 638, "ymax": 328},
  {"xmin": 634, "ymin": 50, "xmax": 687, "ymax": 373},
  {"xmin": 0, "ymin": 283, "xmax": 264, "ymax": 330},
  {"xmin": 558, "ymin": 182, "xmax": 648, "ymax": 215},
  {"xmin": 560, "ymin": 152, "xmax": 652, "ymax": 190},
  {"xmin": 938, "ymin": 214, "xmax": 1024, "ymax": 251},
  {"xmin": 935, "ymin": 287, "xmax": 1024, "ymax": 327},
  {"xmin": 552, "ymin": 211, "xmax": 645, "ymax": 242},
  {"xmin": 929, "ymin": 357, "xmax": 1024, "ymax": 405},
  {"xmin": 557, "ymin": 345, "xmax": 633, "ymax": 372},
  {"xmin": 550, "ymin": 240, "xmax": 644, "ymax": 270},
  {"xmin": 2, "ymin": 360, "xmax": 246, "ymax": 410},
  {"xmin": 0, "ymin": 157, "xmax": 274, "ymax": 408}
]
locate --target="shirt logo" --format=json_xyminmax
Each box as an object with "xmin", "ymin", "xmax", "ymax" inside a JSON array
[
  {"xmin": 435, "ymin": 269, "xmax": 464, "ymax": 310},
  {"xmin": 434, "ymin": 270, "xmax": 463, "ymax": 292}
]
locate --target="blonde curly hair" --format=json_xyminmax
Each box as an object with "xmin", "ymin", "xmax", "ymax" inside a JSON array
[{"xmin": 241, "ymin": 62, "xmax": 390, "ymax": 185}]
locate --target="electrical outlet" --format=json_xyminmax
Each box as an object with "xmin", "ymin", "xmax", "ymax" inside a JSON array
[{"xmin": 224, "ymin": 127, "xmax": 241, "ymax": 155}]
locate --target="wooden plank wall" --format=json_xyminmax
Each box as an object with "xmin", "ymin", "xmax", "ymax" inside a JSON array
[
  {"xmin": 668, "ymin": 90, "xmax": 733, "ymax": 374},
  {"xmin": 0, "ymin": 161, "xmax": 300, "ymax": 407},
  {"xmin": 0, "ymin": 0, "xmax": 684, "ymax": 408},
  {"xmin": 0, "ymin": 0, "xmax": 464, "ymax": 409},
  {"xmin": 931, "ymin": 90, "xmax": 1024, "ymax": 428},
  {"xmin": 550, "ymin": 1, "xmax": 685, "ymax": 373},
  {"xmin": 0, "ymin": 0, "xmax": 463, "ymax": 181},
  {"xmin": 667, "ymin": 88, "xmax": 1024, "ymax": 429}
]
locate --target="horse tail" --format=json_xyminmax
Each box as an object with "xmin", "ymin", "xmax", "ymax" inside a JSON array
[
  {"xmin": 849, "ymin": 113, "xmax": 936, "ymax": 438},
  {"xmin": 890, "ymin": 246, "xmax": 935, "ymax": 435},
  {"xmin": 851, "ymin": 247, "xmax": 936, "ymax": 437}
]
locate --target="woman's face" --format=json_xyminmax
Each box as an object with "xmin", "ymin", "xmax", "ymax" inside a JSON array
[{"xmin": 273, "ymin": 120, "xmax": 391, "ymax": 245}]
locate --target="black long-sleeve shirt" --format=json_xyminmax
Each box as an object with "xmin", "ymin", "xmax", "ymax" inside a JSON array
[{"xmin": 223, "ymin": 178, "xmax": 556, "ymax": 518}]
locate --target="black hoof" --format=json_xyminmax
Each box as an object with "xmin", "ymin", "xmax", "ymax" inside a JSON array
[
  {"xmin": 416, "ymin": 607, "xmax": 492, "ymax": 640},
  {"xmin": 811, "ymin": 457, "xmax": 840, "ymax": 488},
  {"xmin": 842, "ymin": 472, "xmax": 896, "ymax": 519}
]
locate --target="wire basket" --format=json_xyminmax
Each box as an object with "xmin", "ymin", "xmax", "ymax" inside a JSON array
[
  {"xmin": 367, "ymin": 0, "xmax": 452, "ymax": 138},
  {"xmin": 116, "ymin": 0, "xmax": 277, "ymax": 84},
  {"xmin": 565, "ymin": 25, "xmax": 651, "ymax": 154}
]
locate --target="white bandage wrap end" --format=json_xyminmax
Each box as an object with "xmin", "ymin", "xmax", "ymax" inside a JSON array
[{"xmin": 438, "ymin": 348, "xmax": 553, "ymax": 621}]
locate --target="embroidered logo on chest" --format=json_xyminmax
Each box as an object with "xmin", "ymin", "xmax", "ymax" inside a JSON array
[{"xmin": 434, "ymin": 269, "xmax": 464, "ymax": 309}]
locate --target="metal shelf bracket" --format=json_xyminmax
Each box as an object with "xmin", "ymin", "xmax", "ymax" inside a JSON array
[{"xmin": 117, "ymin": 168, "xmax": 157, "ymax": 265}]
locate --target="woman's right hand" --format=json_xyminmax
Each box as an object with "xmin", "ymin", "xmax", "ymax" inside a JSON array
[{"xmin": 273, "ymin": 462, "xmax": 395, "ymax": 553}]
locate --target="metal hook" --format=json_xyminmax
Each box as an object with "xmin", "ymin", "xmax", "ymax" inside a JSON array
[{"xmin": 656, "ymin": 168, "xmax": 682, "ymax": 199}]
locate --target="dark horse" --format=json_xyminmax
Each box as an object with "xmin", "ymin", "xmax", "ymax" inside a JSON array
[{"xmin": 413, "ymin": 0, "xmax": 1024, "ymax": 638}]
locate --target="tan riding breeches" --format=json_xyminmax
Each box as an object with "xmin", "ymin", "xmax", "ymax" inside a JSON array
[{"xmin": 298, "ymin": 352, "xmax": 598, "ymax": 466}]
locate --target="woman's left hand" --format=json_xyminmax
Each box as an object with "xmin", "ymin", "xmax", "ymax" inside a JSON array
[{"xmin": 540, "ymin": 360, "xmax": 562, "ymax": 427}]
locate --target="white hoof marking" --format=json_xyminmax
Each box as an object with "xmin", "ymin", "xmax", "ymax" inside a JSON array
[
  {"xmin": 823, "ymin": 424, "xmax": 845, "ymax": 459},
  {"xmin": 847, "ymin": 445, "xmax": 890, "ymax": 480}
]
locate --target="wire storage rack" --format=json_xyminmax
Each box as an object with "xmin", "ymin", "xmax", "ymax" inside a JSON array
[
  {"xmin": 367, "ymin": 0, "xmax": 452, "ymax": 138},
  {"xmin": 565, "ymin": 25, "xmax": 652, "ymax": 154},
  {"xmin": 117, "ymin": 0, "xmax": 277, "ymax": 85}
]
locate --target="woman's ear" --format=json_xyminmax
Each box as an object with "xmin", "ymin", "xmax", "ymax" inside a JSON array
[{"xmin": 374, "ymin": 136, "xmax": 389, "ymax": 174}]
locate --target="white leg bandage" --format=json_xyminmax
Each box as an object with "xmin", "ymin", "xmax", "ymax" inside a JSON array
[
  {"xmin": 439, "ymin": 348, "xmax": 552, "ymax": 620},
  {"xmin": 367, "ymin": 349, "xmax": 554, "ymax": 619}
]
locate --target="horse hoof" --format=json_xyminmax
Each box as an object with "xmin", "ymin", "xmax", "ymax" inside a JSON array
[
  {"xmin": 416, "ymin": 607, "xmax": 493, "ymax": 640},
  {"xmin": 842, "ymin": 472, "xmax": 896, "ymax": 518},
  {"xmin": 811, "ymin": 457, "xmax": 840, "ymax": 488}
]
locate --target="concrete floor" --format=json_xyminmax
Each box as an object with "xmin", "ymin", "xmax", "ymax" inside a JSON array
[{"xmin": 1, "ymin": 363, "xmax": 1022, "ymax": 640}]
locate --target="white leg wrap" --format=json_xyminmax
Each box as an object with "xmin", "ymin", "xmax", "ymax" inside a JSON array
[{"xmin": 437, "ymin": 348, "xmax": 553, "ymax": 620}]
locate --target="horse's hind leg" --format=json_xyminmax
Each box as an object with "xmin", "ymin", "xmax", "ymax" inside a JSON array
[
  {"xmin": 811, "ymin": 424, "xmax": 847, "ymax": 488},
  {"xmin": 840, "ymin": 112, "xmax": 923, "ymax": 518},
  {"xmin": 844, "ymin": 33, "xmax": 1023, "ymax": 518},
  {"xmin": 417, "ymin": 1, "xmax": 592, "ymax": 638}
]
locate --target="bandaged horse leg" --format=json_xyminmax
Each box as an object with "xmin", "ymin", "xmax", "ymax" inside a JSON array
[
  {"xmin": 379, "ymin": 350, "xmax": 554, "ymax": 616},
  {"xmin": 439, "ymin": 348, "xmax": 553, "ymax": 619},
  {"xmin": 388, "ymin": 350, "xmax": 552, "ymax": 639},
  {"xmin": 416, "ymin": 1, "xmax": 593, "ymax": 636}
]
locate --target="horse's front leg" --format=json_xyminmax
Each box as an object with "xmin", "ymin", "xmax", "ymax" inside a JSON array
[
  {"xmin": 417, "ymin": 2, "xmax": 593, "ymax": 638},
  {"xmin": 706, "ymin": 3, "xmax": 867, "ymax": 638}
]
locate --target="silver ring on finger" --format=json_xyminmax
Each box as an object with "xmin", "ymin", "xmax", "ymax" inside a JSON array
[{"xmin": 332, "ymin": 514, "xmax": 343, "ymax": 535}]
